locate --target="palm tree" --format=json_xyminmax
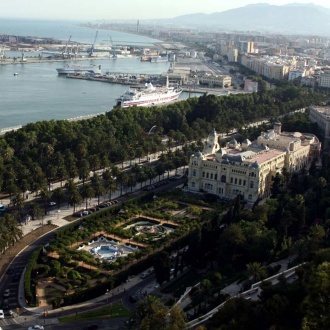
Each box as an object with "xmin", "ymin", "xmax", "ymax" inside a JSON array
[
  {"xmin": 3, "ymin": 214, "xmax": 23, "ymax": 247},
  {"xmin": 52, "ymin": 187, "xmax": 65, "ymax": 209},
  {"xmin": 78, "ymin": 159, "xmax": 90, "ymax": 186},
  {"xmin": 127, "ymin": 174, "xmax": 136, "ymax": 193},
  {"xmin": 246, "ymin": 262, "xmax": 268, "ymax": 284},
  {"xmin": 69, "ymin": 189, "xmax": 82, "ymax": 214},
  {"xmin": 65, "ymin": 179, "xmax": 77, "ymax": 195},
  {"xmin": 103, "ymin": 169, "xmax": 117, "ymax": 200},
  {"xmin": 93, "ymin": 181, "xmax": 105, "ymax": 205},
  {"xmin": 80, "ymin": 183, "xmax": 95, "ymax": 209}
]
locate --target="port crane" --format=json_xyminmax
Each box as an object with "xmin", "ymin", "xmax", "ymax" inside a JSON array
[
  {"xmin": 62, "ymin": 35, "xmax": 72, "ymax": 58},
  {"xmin": 89, "ymin": 31, "xmax": 98, "ymax": 57}
]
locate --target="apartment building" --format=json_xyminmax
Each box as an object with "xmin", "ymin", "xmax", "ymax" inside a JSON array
[{"xmin": 309, "ymin": 106, "xmax": 330, "ymax": 147}]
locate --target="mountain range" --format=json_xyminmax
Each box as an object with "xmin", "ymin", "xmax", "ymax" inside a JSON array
[{"xmin": 156, "ymin": 3, "xmax": 330, "ymax": 36}]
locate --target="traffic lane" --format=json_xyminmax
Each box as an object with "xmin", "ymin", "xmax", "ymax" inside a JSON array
[
  {"xmin": 0, "ymin": 317, "xmax": 128, "ymax": 330},
  {"xmin": 0, "ymin": 233, "xmax": 56, "ymax": 310}
]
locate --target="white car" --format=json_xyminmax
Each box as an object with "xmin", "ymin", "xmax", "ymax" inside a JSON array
[
  {"xmin": 0, "ymin": 309, "xmax": 4, "ymax": 319},
  {"xmin": 28, "ymin": 326, "xmax": 44, "ymax": 330},
  {"xmin": 3, "ymin": 289, "xmax": 10, "ymax": 298}
]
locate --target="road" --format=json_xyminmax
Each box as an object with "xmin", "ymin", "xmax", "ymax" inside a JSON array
[{"xmin": 0, "ymin": 174, "xmax": 186, "ymax": 329}]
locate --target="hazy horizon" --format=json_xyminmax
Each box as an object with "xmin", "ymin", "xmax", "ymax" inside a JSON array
[{"xmin": 1, "ymin": 1, "xmax": 330, "ymax": 21}]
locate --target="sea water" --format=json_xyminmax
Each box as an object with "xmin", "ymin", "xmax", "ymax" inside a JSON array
[{"xmin": 0, "ymin": 19, "xmax": 195, "ymax": 129}]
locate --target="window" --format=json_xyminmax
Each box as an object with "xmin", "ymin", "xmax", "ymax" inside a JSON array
[
  {"xmin": 215, "ymin": 174, "xmax": 218, "ymax": 180},
  {"xmin": 221, "ymin": 175, "xmax": 226, "ymax": 183},
  {"xmin": 210, "ymin": 173, "xmax": 213, "ymax": 179},
  {"xmin": 239, "ymin": 179, "xmax": 242, "ymax": 185},
  {"xmin": 230, "ymin": 177, "xmax": 233, "ymax": 183},
  {"xmin": 243, "ymin": 180, "xmax": 246, "ymax": 186},
  {"xmin": 191, "ymin": 182, "xmax": 195, "ymax": 188},
  {"xmin": 193, "ymin": 170, "xmax": 197, "ymax": 177},
  {"xmin": 202, "ymin": 172, "xmax": 205, "ymax": 178},
  {"xmin": 248, "ymin": 194, "xmax": 252, "ymax": 200},
  {"xmin": 206, "ymin": 172, "xmax": 209, "ymax": 179},
  {"xmin": 250, "ymin": 181, "xmax": 254, "ymax": 189},
  {"xmin": 235, "ymin": 178, "xmax": 237, "ymax": 184}
]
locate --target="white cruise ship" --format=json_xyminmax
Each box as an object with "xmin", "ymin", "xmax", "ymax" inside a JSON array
[
  {"xmin": 115, "ymin": 80, "xmax": 182, "ymax": 108},
  {"xmin": 56, "ymin": 63, "xmax": 101, "ymax": 75}
]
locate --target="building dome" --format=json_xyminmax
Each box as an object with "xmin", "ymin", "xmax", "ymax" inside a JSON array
[
  {"xmin": 242, "ymin": 138, "xmax": 251, "ymax": 150},
  {"xmin": 251, "ymin": 161, "xmax": 260, "ymax": 169},
  {"xmin": 194, "ymin": 151, "xmax": 203, "ymax": 158},
  {"xmin": 216, "ymin": 148, "xmax": 226, "ymax": 155},
  {"xmin": 209, "ymin": 128, "xmax": 217, "ymax": 137}
]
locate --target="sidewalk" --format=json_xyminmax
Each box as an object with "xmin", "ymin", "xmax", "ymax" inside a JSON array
[{"xmin": 15, "ymin": 270, "xmax": 153, "ymax": 328}]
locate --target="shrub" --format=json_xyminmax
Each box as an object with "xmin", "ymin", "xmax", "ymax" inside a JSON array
[{"xmin": 24, "ymin": 247, "xmax": 42, "ymax": 305}]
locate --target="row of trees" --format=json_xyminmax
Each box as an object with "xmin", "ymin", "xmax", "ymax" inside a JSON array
[{"xmin": 0, "ymin": 86, "xmax": 324, "ymax": 204}]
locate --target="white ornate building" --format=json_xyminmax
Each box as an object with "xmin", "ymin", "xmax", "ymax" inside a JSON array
[{"xmin": 187, "ymin": 123, "xmax": 321, "ymax": 203}]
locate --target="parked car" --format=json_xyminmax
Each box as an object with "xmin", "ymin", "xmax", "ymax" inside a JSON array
[
  {"xmin": 2, "ymin": 300, "xmax": 9, "ymax": 309},
  {"xmin": 0, "ymin": 204, "xmax": 6, "ymax": 213},
  {"xmin": 3, "ymin": 289, "xmax": 10, "ymax": 298},
  {"xmin": 27, "ymin": 326, "xmax": 44, "ymax": 330},
  {"xmin": 0, "ymin": 309, "xmax": 4, "ymax": 319},
  {"xmin": 82, "ymin": 325, "xmax": 98, "ymax": 330},
  {"xmin": 13, "ymin": 273, "xmax": 20, "ymax": 282}
]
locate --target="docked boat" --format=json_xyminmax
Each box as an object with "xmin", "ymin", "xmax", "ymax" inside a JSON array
[
  {"xmin": 150, "ymin": 55, "xmax": 169, "ymax": 63},
  {"xmin": 56, "ymin": 63, "xmax": 101, "ymax": 75},
  {"xmin": 115, "ymin": 79, "xmax": 182, "ymax": 108}
]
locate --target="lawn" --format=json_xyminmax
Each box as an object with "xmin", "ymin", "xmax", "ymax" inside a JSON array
[{"xmin": 59, "ymin": 302, "xmax": 131, "ymax": 323}]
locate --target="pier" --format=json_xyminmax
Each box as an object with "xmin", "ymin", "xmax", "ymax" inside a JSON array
[{"xmin": 66, "ymin": 72, "xmax": 162, "ymax": 85}]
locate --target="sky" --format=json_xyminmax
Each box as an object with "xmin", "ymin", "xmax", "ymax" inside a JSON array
[{"xmin": 1, "ymin": 0, "xmax": 330, "ymax": 20}]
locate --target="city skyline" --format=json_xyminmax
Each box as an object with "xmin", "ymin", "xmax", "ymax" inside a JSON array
[{"xmin": 1, "ymin": 0, "xmax": 330, "ymax": 21}]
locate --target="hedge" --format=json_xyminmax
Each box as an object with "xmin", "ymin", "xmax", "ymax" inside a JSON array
[{"xmin": 24, "ymin": 247, "xmax": 42, "ymax": 305}]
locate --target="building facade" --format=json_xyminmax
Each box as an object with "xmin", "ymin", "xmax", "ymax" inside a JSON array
[
  {"xmin": 199, "ymin": 75, "xmax": 232, "ymax": 88},
  {"xmin": 309, "ymin": 106, "xmax": 330, "ymax": 148},
  {"xmin": 187, "ymin": 124, "xmax": 321, "ymax": 203}
]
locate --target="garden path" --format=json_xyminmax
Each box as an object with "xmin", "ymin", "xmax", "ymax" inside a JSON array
[
  {"xmin": 117, "ymin": 215, "xmax": 180, "ymax": 228},
  {"xmin": 36, "ymin": 278, "xmax": 68, "ymax": 310}
]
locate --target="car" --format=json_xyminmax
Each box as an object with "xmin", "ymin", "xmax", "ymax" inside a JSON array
[
  {"xmin": 13, "ymin": 273, "xmax": 20, "ymax": 282},
  {"xmin": 147, "ymin": 268, "xmax": 154, "ymax": 275},
  {"xmin": 140, "ymin": 273, "xmax": 148, "ymax": 279},
  {"xmin": 2, "ymin": 300, "xmax": 9, "ymax": 309},
  {"xmin": 0, "ymin": 204, "xmax": 6, "ymax": 213},
  {"xmin": 6, "ymin": 268, "xmax": 14, "ymax": 275},
  {"xmin": 3, "ymin": 289, "xmax": 10, "ymax": 298},
  {"xmin": 82, "ymin": 325, "xmax": 98, "ymax": 330},
  {"xmin": 0, "ymin": 309, "xmax": 4, "ymax": 319},
  {"xmin": 48, "ymin": 202, "xmax": 56, "ymax": 206},
  {"xmin": 8, "ymin": 310, "xmax": 14, "ymax": 317},
  {"xmin": 27, "ymin": 325, "xmax": 44, "ymax": 330}
]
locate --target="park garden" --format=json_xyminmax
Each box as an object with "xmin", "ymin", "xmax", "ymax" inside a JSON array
[{"xmin": 24, "ymin": 189, "xmax": 220, "ymax": 309}]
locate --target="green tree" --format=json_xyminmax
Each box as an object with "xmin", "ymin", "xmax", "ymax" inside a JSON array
[{"xmin": 246, "ymin": 262, "xmax": 268, "ymax": 284}]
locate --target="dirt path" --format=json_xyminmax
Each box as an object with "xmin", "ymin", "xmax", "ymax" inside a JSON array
[{"xmin": 36, "ymin": 278, "xmax": 70, "ymax": 310}]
